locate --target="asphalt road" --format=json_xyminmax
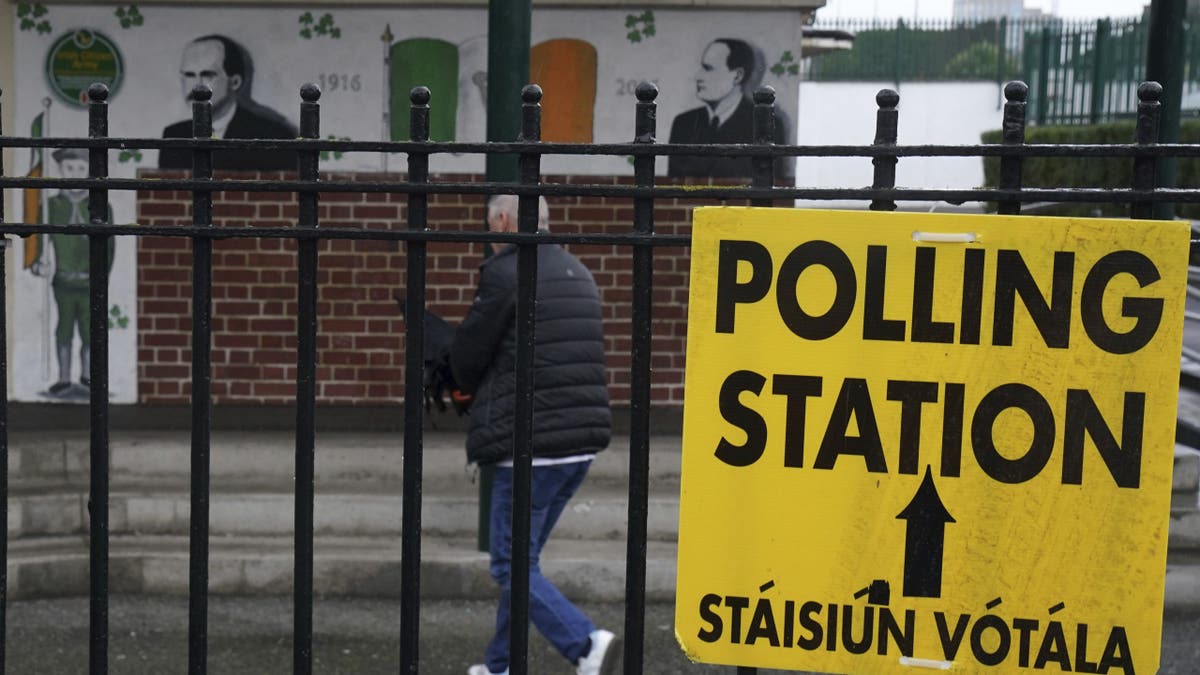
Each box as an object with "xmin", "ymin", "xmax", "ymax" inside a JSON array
[{"xmin": 6, "ymin": 596, "xmax": 1198, "ymax": 674}]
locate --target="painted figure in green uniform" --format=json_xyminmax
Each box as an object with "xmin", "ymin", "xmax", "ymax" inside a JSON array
[{"xmin": 28, "ymin": 148, "xmax": 114, "ymax": 397}]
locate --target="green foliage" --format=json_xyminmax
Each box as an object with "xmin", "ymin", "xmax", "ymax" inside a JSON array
[
  {"xmin": 118, "ymin": 149, "xmax": 143, "ymax": 164},
  {"xmin": 980, "ymin": 120, "xmax": 1200, "ymax": 218},
  {"xmin": 299, "ymin": 12, "xmax": 340, "ymax": 40},
  {"xmin": 625, "ymin": 11, "xmax": 655, "ymax": 43},
  {"xmin": 115, "ymin": 5, "xmax": 144, "ymax": 29},
  {"xmin": 17, "ymin": 3, "xmax": 51, "ymax": 34}
]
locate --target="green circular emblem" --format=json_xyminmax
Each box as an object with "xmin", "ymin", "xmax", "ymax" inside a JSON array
[{"xmin": 45, "ymin": 30, "xmax": 125, "ymax": 108}]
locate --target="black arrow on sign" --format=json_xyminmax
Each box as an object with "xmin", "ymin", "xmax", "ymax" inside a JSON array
[{"xmin": 895, "ymin": 467, "xmax": 956, "ymax": 598}]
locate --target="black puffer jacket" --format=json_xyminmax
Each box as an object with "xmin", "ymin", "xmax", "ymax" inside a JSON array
[{"xmin": 450, "ymin": 244, "xmax": 612, "ymax": 465}]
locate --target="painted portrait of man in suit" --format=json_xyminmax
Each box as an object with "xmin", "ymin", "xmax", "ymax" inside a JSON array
[
  {"xmin": 667, "ymin": 38, "xmax": 792, "ymax": 180},
  {"xmin": 159, "ymin": 34, "xmax": 298, "ymax": 171}
]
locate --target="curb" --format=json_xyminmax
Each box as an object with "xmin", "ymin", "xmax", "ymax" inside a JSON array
[{"xmin": 7, "ymin": 536, "xmax": 678, "ymax": 603}]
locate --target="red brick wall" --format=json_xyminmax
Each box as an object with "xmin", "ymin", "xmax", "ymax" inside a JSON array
[{"xmin": 135, "ymin": 172, "xmax": 718, "ymax": 407}]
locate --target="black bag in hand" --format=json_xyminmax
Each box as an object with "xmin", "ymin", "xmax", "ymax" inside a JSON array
[{"xmin": 396, "ymin": 298, "xmax": 472, "ymax": 416}]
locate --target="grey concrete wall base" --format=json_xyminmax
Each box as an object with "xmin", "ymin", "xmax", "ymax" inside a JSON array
[
  {"xmin": 1175, "ymin": 445, "xmax": 1200, "ymax": 493},
  {"xmin": 1169, "ymin": 507, "xmax": 1200, "ymax": 551},
  {"xmin": 5, "ymin": 537, "xmax": 678, "ymax": 603},
  {"xmin": 3, "ymin": 429, "xmax": 1198, "ymax": 610},
  {"xmin": 1165, "ymin": 563, "xmax": 1200, "ymax": 611}
]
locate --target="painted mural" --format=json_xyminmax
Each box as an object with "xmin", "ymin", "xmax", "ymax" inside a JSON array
[
  {"xmin": 7, "ymin": 3, "xmax": 803, "ymax": 402},
  {"xmin": 21, "ymin": 143, "xmax": 118, "ymax": 401},
  {"xmin": 159, "ymin": 34, "xmax": 299, "ymax": 171},
  {"xmin": 668, "ymin": 38, "xmax": 794, "ymax": 178}
]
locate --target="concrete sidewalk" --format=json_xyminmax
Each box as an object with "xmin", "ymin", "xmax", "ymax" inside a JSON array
[{"xmin": 6, "ymin": 595, "xmax": 1199, "ymax": 674}]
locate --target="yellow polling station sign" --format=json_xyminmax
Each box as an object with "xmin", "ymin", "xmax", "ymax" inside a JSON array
[{"xmin": 675, "ymin": 207, "xmax": 1189, "ymax": 675}]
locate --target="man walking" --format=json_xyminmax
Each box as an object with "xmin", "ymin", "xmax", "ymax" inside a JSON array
[{"xmin": 451, "ymin": 195, "xmax": 618, "ymax": 675}]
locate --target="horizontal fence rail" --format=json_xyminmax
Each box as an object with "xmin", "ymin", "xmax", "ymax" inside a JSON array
[{"xmin": 0, "ymin": 77, "xmax": 1199, "ymax": 675}]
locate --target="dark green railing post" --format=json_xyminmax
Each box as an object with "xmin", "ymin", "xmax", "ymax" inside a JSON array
[
  {"xmin": 1036, "ymin": 26, "xmax": 1052, "ymax": 125},
  {"xmin": 480, "ymin": 0, "xmax": 532, "ymax": 552},
  {"xmin": 1090, "ymin": 18, "xmax": 1110, "ymax": 124},
  {"xmin": 486, "ymin": 0, "xmax": 531, "ymax": 184},
  {"xmin": 995, "ymin": 16, "xmax": 1008, "ymax": 98},
  {"xmin": 1146, "ymin": 0, "xmax": 1186, "ymax": 220}
]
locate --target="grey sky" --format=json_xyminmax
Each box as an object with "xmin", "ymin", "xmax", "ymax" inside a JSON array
[{"xmin": 818, "ymin": 0, "xmax": 1151, "ymax": 20}]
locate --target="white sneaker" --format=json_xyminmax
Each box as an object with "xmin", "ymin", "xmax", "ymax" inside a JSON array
[
  {"xmin": 467, "ymin": 666, "xmax": 507, "ymax": 675},
  {"xmin": 576, "ymin": 629, "xmax": 620, "ymax": 675}
]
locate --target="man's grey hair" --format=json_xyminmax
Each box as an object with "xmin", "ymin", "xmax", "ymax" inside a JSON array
[{"xmin": 487, "ymin": 194, "xmax": 550, "ymax": 232}]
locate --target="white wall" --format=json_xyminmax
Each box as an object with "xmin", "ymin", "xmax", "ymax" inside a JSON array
[{"xmin": 796, "ymin": 81, "xmax": 1003, "ymax": 210}]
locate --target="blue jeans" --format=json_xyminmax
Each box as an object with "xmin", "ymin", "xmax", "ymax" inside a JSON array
[{"xmin": 485, "ymin": 461, "xmax": 596, "ymax": 672}]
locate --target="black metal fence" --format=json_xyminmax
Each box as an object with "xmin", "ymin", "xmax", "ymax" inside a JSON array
[{"xmin": 0, "ymin": 76, "xmax": 1198, "ymax": 675}]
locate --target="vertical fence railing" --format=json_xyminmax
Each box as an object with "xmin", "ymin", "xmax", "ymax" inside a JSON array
[
  {"xmin": 1035, "ymin": 26, "xmax": 1052, "ymax": 125},
  {"xmin": 624, "ymin": 81, "xmax": 657, "ymax": 675},
  {"xmin": 509, "ymin": 83, "xmax": 543, "ymax": 675},
  {"xmin": 0, "ymin": 83, "xmax": 7, "ymax": 675},
  {"xmin": 187, "ymin": 83, "xmax": 215, "ymax": 675},
  {"xmin": 86, "ymin": 82, "xmax": 111, "ymax": 675},
  {"xmin": 293, "ymin": 83, "xmax": 322, "ymax": 675},
  {"xmin": 870, "ymin": 89, "xmax": 899, "ymax": 212},
  {"xmin": 751, "ymin": 87, "xmax": 776, "ymax": 207},
  {"xmin": 1132, "ymin": 81, "xmax": 1162, "ymax": 220},
  {"xmin": 998, "ymin": 81, "xmax": 1028, "ymax": 216},
  {"xmin": 399, "ymin": 85, "xmax": 431, "ymax": 675},
  {"xmin": 1091, "ymin": 18, "xmax": 1111, "ymax": 125}
]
